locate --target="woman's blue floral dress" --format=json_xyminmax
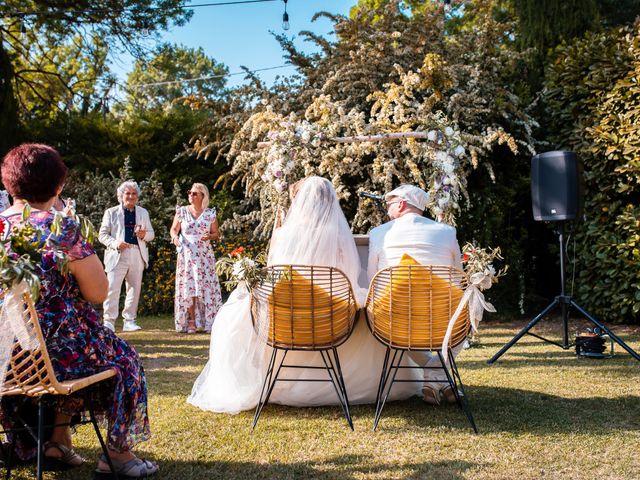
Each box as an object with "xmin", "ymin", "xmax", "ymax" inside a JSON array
[{"xmin": 0, "ymin": 210, "xmax": 150, "ymax": 459}]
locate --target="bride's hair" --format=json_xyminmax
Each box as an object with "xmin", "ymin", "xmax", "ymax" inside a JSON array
[{"xmin": 288, "ymin": 178, "xmax": 307, "ymax": 201}]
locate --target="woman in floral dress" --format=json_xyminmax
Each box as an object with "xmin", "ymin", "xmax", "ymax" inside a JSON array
[
  {"xmin": 0, "ymin": 144, "xmax": 157, "ymax": 477},
  {"xmin": 170, "ymin": 183, "xmax": 223, "ymax": 333}
]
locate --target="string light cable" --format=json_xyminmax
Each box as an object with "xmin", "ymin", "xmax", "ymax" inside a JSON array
[
  {"xmin": 128, "ymin": 63, "xmax": 294, "ymax": 89},
  {"xmin": 1, "ymin": 0, "xmax": 281, "ymax": 19}
]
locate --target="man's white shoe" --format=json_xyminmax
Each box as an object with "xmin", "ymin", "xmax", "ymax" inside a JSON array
[
  {"xmin": 123, "ymin": 321, "xmax": 142, "ymax": 332},
  {"xmin": 104, "ymin": 321, "xmax": 115, "ymax": 332}
]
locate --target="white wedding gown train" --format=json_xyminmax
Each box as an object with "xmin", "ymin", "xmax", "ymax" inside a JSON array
[{"xmin": 187, "ymin": 285, "xmax": 421, "ymax": 413}]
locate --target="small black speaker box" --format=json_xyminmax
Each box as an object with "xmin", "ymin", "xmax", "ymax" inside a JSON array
[{"xmin": 531, "ymin": 151, "xmax": 582, "ymax": 221}]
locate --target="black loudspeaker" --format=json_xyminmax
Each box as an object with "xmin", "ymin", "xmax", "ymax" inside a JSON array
[{"xmin": 531, "ymin": 150, "xmax": 582, "ymax": 221}]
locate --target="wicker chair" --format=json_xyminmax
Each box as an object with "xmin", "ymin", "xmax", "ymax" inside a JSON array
[
  {"xmin": 0, "ymin": 289, "xmax": 118, "ymax": 480},
  {"xmin": 365, "ymin": 262, "xmax": 477, "ymax": 432},
  {"xmin": 250, "ymin": 265, "xmax": 358, "ymax": 429}
]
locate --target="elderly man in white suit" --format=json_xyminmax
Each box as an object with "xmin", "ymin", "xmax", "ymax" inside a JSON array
[
  {"xmin": 99, "ymin": 181, "xmax": 154, "ymax": 332},
  {"xmin": 367, "ymin": 184, "xmax": 464, "ymax": 406}
]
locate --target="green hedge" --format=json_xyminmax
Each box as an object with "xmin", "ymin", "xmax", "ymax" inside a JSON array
[{"xmin": 544, "ymin": 25, "xmax": 640, "ymax": 322}]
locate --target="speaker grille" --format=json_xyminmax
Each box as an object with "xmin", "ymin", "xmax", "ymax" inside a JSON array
[{"xmin": 531, "ymin": 151, "xmax": 581, "ymax": 221}]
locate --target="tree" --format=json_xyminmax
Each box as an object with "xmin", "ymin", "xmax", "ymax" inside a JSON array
[
  {"xmin": 0, "ymin": 0, "xmax": 192, "ymax": 153},
  {"xmin": 544, "ymin": 25, "xmax": 640, "ymax": 322},
  {"xmin": 123, "ymin": 43, "xmax": 228, "ymax": 112},
  {"xmin": 184, "ymin": 0, "xmax": 543, "ymax": 314},
  {"xmin": 511, "ymin": 0, "xmax": 640, "ymax": 54}
]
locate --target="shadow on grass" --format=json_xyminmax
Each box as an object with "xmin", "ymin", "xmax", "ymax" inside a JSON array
[
  {"xmin": 351, "ymin": 385, "xmax": 640, "ymax": 435},
  {"xmin": 48, "ymin": 453, "xmax": 477, "ymax": 480},
  {"xmin": 460, "ymin": 353, "xmax": 640, "ymax": 371}
]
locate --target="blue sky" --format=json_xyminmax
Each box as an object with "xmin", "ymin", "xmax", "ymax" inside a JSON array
[{"xmin": 111, "ymin": 0, "xmax": 358, "ymax": 89}]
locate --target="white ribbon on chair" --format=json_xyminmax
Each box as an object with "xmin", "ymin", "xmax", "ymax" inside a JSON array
[
  {"xmin": 440, "ymin": 272, "xmax": 496, "ymax": 365},
  {"xmin": 0, "ymin": 281, "xmax": 38, "ymax": 396}
]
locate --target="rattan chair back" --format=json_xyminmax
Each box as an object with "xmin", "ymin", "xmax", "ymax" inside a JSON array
[
  {"xmin": 0, "ymin": 289, "xmax": 115, "ymax": 398},
  {"xmin": 365, "ymin": 265, "xmax": 470, "ymax": 350},
  {"xmin": 250, "ymin": 265, "xmax": 357, "ymax": 350}
]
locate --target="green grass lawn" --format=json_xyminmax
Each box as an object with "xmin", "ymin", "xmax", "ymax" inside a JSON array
[{"xmin": 8, "ymin": 315, "xmax": 640, "ymax": 479}]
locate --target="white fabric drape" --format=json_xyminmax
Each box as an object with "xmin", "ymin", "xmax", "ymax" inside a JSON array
[
  {"xmin": 0, "ymin": 282, "xmax": 38, "ymax": 400},
  {"xmin": 267, "ymin": 177, "xmax": 367, "ymax": 303},
  {"xmin": 440, "ymin": 272, "xmax": 496, "ymax": 364}
]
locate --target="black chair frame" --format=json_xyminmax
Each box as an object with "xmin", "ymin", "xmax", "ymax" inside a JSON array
[
  {"xmin": 252, "ymin": 344, "xmax": 354, "ymax": 430},
  {"xmin": 371, "ymin": 341, "xmax": 477, "ymax": 433},
  {"xmin": 0, "ymin": 390, "xmax": 117, "ymax": 480}
]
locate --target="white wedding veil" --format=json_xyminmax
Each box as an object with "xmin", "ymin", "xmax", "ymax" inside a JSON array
[{"xmin": 268, "ymin": 176, "xmax": 365, "ymax": 301}]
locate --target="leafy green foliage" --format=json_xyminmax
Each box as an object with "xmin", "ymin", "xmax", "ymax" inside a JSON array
[
  {"xmin": 0, "ymin": 205, "xmax": 69, "ymax": 300},
  {"xmin": 0, "ymin": 0, "xmax": 192, "ymax": 146},
  {"xmin": 123, "ymin": 43, "xmax": 228, "ymax": 113},
  {"xmin": 544, "ymin": 24, "xmax": 640, "ymax": 322}
]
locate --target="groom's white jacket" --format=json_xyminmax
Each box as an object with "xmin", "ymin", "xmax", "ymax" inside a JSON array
[{"xmin": 367, "ymin": 213, "xmax": 462, "ymax": 281}]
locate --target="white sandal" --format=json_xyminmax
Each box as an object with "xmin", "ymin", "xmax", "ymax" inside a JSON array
[{"xmin": 94, "ymin": 454, "xmax": 159, "ymax": 479}]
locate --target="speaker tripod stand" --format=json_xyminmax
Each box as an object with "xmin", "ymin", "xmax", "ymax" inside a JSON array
[{"xmin": 488, "ymin": 222, "xmax": 640, "ymax": 364}]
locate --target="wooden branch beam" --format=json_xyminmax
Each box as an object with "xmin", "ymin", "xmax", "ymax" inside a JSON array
[{"xmin": 256, "ymin": 131, "xmax": 429, "ymax": 148}]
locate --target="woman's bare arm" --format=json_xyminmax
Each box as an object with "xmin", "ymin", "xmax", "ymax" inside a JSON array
[
  {"xmin": 170, "ymin": 212, "xmax": 181, "ymax": 246},
  {"xmin": 68, "ymin": 254, "xmax": 109, "ymax": 304}
]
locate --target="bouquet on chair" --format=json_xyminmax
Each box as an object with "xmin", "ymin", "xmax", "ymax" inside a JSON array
[
  {"xmin": 461, "ymin": 243, "xmax": 508, "ymax": 291},
  {"xmin": 0, "ymin": 205, "xmax": 70, "ymax": 301},
  {"xmin": 215, "ymin": 246, "xmax": 268, "ymax": 291}
]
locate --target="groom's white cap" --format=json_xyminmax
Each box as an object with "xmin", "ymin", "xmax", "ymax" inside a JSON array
[{"xmin": 385, "ymin": 184, "xmax": 429, "ymax": 211}]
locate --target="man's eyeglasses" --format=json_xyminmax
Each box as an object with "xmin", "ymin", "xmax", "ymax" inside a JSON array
[
  {"xmin": 187, "ymin": 191, "xmax": 202, "ymax": 196},
  {"xmin": 385, "ymin": 200, "xmax": 402, "ymax": 207}
]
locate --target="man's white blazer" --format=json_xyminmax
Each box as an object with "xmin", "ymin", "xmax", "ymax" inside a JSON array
[{"xmin": 98, "ymin": 205, "xmax": 155, "ymax": 272}]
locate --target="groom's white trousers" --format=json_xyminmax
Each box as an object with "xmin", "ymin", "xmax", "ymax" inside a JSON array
[{"xmin": 408, "ymin": 343, "xmax": 465, "ymax": 382}]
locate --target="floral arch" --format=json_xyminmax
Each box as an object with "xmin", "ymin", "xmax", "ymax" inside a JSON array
[{"xmin": 222, "ymin": 58, "xmax": 521, "ymax": 239}]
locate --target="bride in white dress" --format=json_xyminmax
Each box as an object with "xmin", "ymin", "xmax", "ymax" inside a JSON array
[{"xmin": 187, "ymin": 177, "xmax": 421, "ymax": 414}]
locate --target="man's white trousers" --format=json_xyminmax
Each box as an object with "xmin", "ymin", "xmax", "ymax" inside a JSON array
[{"xmin": 103, "ymin": 246, "xmax": 145, "ymax": 324}]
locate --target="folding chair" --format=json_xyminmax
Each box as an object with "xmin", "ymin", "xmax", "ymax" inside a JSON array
[
  {"xmin": 0, "ymin": 289, "xmax": 118, "ymax": 480},
  {"xmin": 250, "ymin": 265, "xmax": 358, "ymax": 430},
  {"xmin": 365, "ymin": 261, "xmax": 477, "ymax": 432}
]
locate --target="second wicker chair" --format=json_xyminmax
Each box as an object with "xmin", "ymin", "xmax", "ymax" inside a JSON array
[{"xmin": 365, "ymin": 257, "xmax": 477, "ymax": 432}]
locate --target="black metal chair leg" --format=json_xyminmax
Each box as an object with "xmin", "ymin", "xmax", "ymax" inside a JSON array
[
  {"xmin": 35, "ymin": 397, "xmax": 44, "ymax": 480},
  {"xmin": 253, "ymin": 349, "xmax": 286, "ymax": 430},
  {"xmin": 373, "ymin": 348, "xmax": 396, "ymax": 428},
  {"xmin": 442, "ymin": 350, "xmax": 478, "ymax": 433},
  {"xmin": 3, "ymin": 431, "xmax": 18, "ymax": 480},
  {"xmin": 374, "ymin": 347, "xmax": 391, "ymax": 414},
  {"xmin": 87, "ymin": 395, "xmax": 118, "ymax": 480},
  {"xmin": 319, "ymin": 351, "xmax": 352, "ymax": 429},
  {"xmin": 323, "ymin": 349, "xmax": 352, "ymax": 430},
  {"xmin": 331, "ymin": 348, "xmax": 353, "ymax": 428},
  {"xmin": 373, "ymin": 350, "xmax": 404, "ymax": 431},
  {"xmin": 319, "ymin": 351, "xmax": 346, "ymax": 409}
]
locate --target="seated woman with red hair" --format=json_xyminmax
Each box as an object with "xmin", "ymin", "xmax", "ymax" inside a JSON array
[{"xmin": 0, "ymin": 144, "xmax": 158, "ymax": 478}]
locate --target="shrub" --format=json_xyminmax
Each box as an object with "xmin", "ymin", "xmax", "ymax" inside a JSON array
[{"xmin": 544, "ymin": 24, "xmax": 640, "ymax": 322}]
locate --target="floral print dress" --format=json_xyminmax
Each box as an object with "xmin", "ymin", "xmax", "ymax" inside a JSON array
[
  {"xmin": 174, "ymin": 206, "xmax": 222, "ymax": 332},
  {"xmin": 0, "ymin": 210, "xmax": 150, "ymax": 459}
]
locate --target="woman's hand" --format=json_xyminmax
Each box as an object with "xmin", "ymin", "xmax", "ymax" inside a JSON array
[{"xmin": 171, "ymin": 235, "xmax": 181, "ymax": 247}]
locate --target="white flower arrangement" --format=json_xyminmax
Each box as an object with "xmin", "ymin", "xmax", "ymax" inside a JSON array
[
  {"xmin": 223, "ymin": 56, "xmax": 522, "ymax": 237},
  {"xmin": 461, "ymin": 243, "xmax": 508, "ymax": 290}
]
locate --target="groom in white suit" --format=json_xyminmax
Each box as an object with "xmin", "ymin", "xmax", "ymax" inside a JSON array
[
  {"xmin": 367, "ymin": 184, "xmax": 464, "ymax": 405},
  {"xmin": 99, "ymin": 181, "xmax": 154, "ymax": 332}
]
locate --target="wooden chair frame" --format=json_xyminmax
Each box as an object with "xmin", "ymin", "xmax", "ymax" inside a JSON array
[
  {"xmin": 0, "ymin": 290, "xmax": 118, "ymax": 480},
  {"xmin": 250, "ymin": 265, "xmax": 358, "ymax": 430},
  {"xmin": 365, "ymin": 264, "xmax": 478, "ymax": 433}
]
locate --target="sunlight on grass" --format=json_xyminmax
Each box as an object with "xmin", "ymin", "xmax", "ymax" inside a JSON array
[{"xmin": 7, "ymin": 316, "xmax": 639, "ymax": 479}]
